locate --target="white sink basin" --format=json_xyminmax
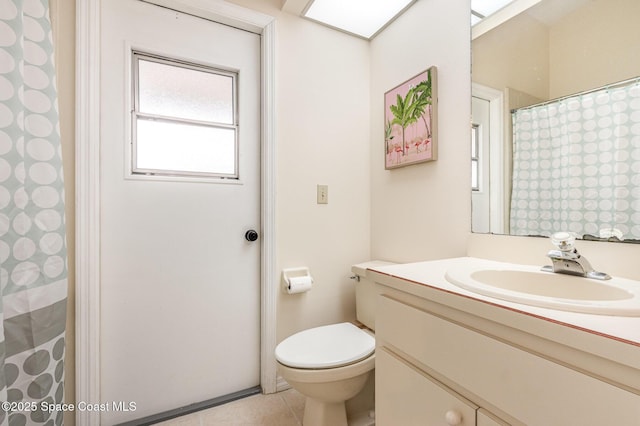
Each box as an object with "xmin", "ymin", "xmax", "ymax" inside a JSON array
[{"xmin": 445, "ymin": 264, "xmax": 640, "ymax": 316}]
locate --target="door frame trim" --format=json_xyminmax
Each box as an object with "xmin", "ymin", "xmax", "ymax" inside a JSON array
[
  {"xmin": 472, "ymin": 82, "xmax": 505, "ymax": 234},
  {"xmin": 76, "ymin": 1, "xmax": 277, "ymax": 423}
]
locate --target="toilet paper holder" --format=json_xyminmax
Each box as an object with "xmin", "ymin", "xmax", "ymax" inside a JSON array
[{"xmin": 282, "ymin": 267, "xmax": 313, "ymax": 293}]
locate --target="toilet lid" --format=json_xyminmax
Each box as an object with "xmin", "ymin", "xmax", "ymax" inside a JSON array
[{"xmin": 275, "ymin": 322, "xmax": 375, "ymax": 369}]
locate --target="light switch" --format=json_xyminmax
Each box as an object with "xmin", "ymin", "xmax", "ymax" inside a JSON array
[{"xmin": 317, "ymin": 185, "xmax": 328, "ymax": 204}]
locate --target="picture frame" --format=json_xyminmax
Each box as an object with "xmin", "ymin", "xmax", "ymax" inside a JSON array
[{"xmin": 384, "ymin": 66, "xmax": 437, "ymax": 169}]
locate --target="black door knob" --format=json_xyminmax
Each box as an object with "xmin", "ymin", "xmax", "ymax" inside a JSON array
[{"xmin": 245, "ymin": 230, "xmax": 259, "ymax": 242}]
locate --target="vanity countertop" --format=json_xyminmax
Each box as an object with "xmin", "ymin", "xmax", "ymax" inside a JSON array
[{"xmin": 369, "ymin": 257, "xmax": 640, "ymax": 375}]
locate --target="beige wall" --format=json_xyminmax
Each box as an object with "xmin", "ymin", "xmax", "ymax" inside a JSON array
[
  {"xmin": 473, "ymin": 12, "xmax": 549, "ymax": 100},
  {"xmin": 273, "ymin": 14, "xmax": 371, "ymax": 341},
  {"xmin": 49, "ymin": 1, "xmax": 75, "ymax": 424},
  {"xmin": 369, "ymin": 0, "xmax": 471, "ymax": 263},
  {"xmin": 228, "ymin": 0, "xmax": 373, "ymax": 342},
  {"xmin": 549, "ymin": 0, "xmax": 640, "ymax": 98}
]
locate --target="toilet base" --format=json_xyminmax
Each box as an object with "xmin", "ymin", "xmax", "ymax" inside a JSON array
[
  {"xmin": 277, "ymin": 353, "xmax": 375, "ymax": 426},
  {"xmin": 303, "ymin": 398, "xmax": 348, "ymax": 426}
]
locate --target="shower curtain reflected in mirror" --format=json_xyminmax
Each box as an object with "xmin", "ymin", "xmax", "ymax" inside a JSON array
[
  {"xmin": 510, "ymin": 79, "xmax": 640, "ymax": 241},
  {"xmin": 0, "ymin": 0, "xmax": 68, "ymax": 424}
]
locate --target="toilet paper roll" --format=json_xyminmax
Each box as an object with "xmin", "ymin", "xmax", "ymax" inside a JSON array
[{"xmin": 286, "ymin": 275, "xmax": 313, "ymax": 294}]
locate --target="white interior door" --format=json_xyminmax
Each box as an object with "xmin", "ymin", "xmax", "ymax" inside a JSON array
[{"xmin": 99, "ymin": 1, "xmax": 261, "ymax": 423}]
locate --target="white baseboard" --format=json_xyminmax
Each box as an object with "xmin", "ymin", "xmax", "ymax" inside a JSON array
[{"xmin": 276, "ymin": 375, "xmax": 291, "ymax": 393}]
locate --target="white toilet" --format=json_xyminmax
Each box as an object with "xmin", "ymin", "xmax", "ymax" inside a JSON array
[{"xmin": 275, "ymin": 261, "xmax": 393, "ymax": 426}]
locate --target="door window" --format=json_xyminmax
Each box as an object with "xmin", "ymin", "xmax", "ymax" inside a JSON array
[{"xmin": 132, "ymin": 52, "xmax": 238, "ymax": 178}]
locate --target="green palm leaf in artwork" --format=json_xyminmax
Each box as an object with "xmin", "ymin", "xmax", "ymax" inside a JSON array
[
  {"xmin": 385, "ymin": 119, "xmax": 395, "ymax": 155},
  {"xmin": 410, "ymin": 69, "xmax": 433, "ymax": 138},
  {"xmin": 390, "ymin": 91, "xmax": 418, "ymax": 155}
]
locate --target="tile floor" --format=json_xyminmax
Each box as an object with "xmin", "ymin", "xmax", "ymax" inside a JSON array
[
  {"xmin": 153, "ymin": 389, "xmax": 305, "ymax": 426},
  {"xmin": 153, "ymin": 389, "xmax": 377, "ymax": 426}
]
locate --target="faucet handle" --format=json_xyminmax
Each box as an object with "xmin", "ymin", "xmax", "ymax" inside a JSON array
[{"xmin": 550, "ymin": 232, "xmax": 576, "ymax": 252}]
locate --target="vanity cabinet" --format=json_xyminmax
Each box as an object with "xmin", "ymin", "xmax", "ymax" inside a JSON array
[
  {"xmin": 377, "ymin": 347, "xmax": 477, "ymax": 425},
  {"xmin": 477, "ymin": 410, "xmax": 508, "ymax": 426},
  {"xmin": 375, "ymin": 293, "xmax": 640, "ymax": 426}
]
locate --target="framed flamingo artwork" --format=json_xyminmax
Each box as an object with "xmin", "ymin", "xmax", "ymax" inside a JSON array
[{"xmin": 384, "ymin": 66, "xmax": 437, "ymax": 169}]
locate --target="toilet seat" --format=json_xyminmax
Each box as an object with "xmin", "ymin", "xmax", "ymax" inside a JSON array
[{"xmin": 275, "ymin": 322, "xmax": 375, "ymax": 369}]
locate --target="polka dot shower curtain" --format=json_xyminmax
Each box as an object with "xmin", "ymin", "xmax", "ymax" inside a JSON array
[
  {"xmin": 0, "ymin": 0, "xmax": 68, "ymax": 425},
  {"xmin": 510, "ymin": 79, "xmax": 640, "ymax": 241}
]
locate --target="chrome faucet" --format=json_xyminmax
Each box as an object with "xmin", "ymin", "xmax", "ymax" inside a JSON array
[{"xmin": 541, "ymin": 232, "xmax": 611, "ymax": 280}]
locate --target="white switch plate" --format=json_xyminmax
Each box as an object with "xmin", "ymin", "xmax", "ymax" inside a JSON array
[{"xmin": 317, "ymin": 184, "xmax": 328, "ymax": 204}]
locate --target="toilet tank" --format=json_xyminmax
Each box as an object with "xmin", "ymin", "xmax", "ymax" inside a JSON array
[{"xmin": 352, "ymin": 261, "xmax": 395, "ymax": 331}]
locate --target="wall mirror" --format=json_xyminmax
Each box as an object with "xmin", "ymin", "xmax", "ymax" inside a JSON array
[{"xmin": 471, "ymin": 0, "xmax": 640, "ymax": 243}]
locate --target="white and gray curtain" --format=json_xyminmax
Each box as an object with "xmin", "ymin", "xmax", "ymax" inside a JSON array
[
  {"xmin": 510, "ymin": 79, "xmax": 640, "ymax": 241},
  {"xmin": 0, "ymin": 0, "xmax": 68, "ymax": 425}
]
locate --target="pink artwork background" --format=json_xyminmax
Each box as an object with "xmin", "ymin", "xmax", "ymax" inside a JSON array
[{"xmin": 384, "ymin": 69, "xmax": 435, "ymax": 168}]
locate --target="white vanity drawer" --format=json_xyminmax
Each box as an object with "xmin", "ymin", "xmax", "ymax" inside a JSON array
[
  {"xmin": 377, "ymin": 294, "xmax": 640, "ymax": 425},
  {"xmin": 377, "ymin": 347, "xmax": 477, "ymax": 426}
]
